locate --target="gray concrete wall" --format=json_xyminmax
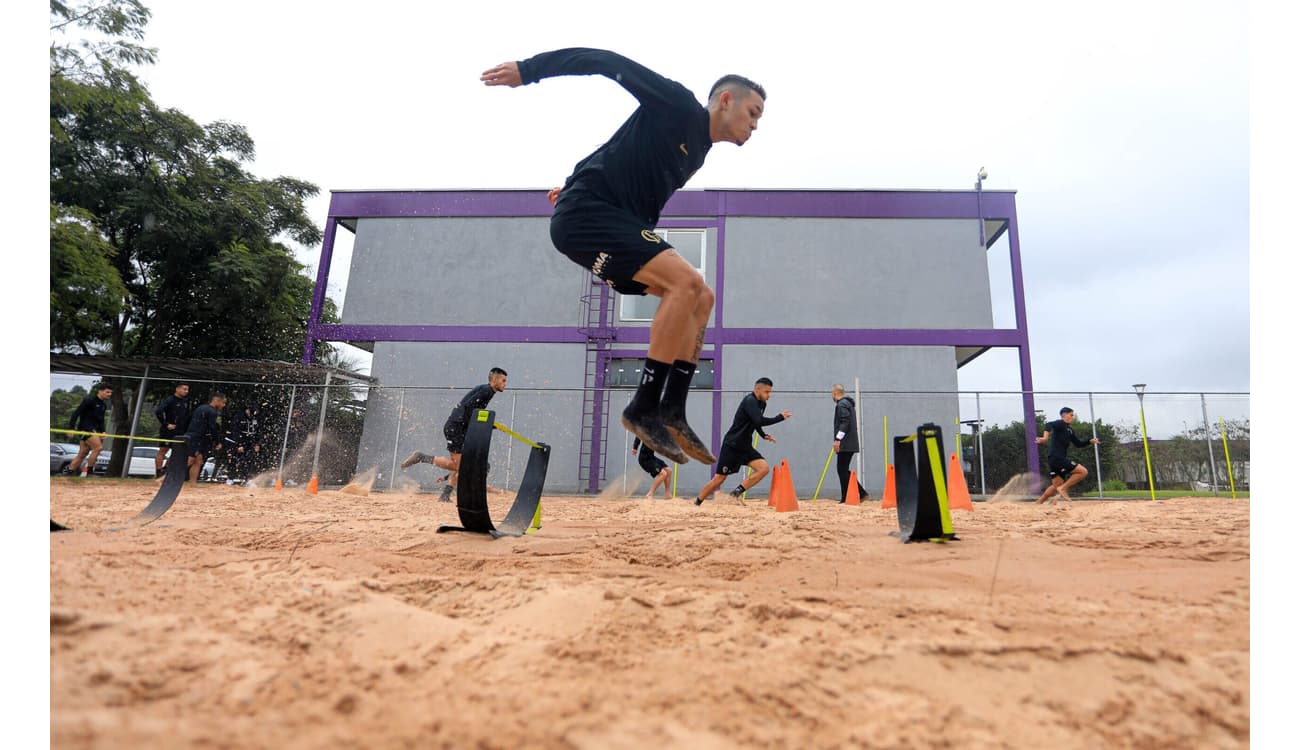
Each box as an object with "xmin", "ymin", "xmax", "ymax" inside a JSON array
[
  {"xmin": 342, "ymin": 217, "xmax": 585, "ymax": 326},
  {"xmin": 722, "ymin": 218, "xmax": 994, "ymax": 329}
]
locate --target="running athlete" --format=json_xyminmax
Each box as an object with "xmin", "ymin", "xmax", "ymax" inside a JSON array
[
  {"xmin": 692, "ymin": 378, "xmax": 791, "ymax": 506},
  {"xmin": 402, "ymin": 367, "xmax": 508, "ymax": 502},
  {"xmin": 153, "ymin": 382, "xmax": 191, "ymax": 477},
  {"xmin": 184, "ymin": 392, "xmax": 227, "ymax": 483},
  {"xmin": 1035, "ymin": 407, "xmax": 1100, "ymax": 505},
  {"xmin": 65, "ymin": 382, "xmax": 113, "ymax": 477},
  {"xmin": 631, "ymin": 437, "xmax": 672, "ymax": 499},
  {"xmin": 482, "ymin": 48, "xmax": 765, "ymax": 466}
]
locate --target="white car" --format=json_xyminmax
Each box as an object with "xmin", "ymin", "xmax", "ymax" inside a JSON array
[{"xmin": 92, "ymin": 446, "xmax": 165, "ymax": 477}]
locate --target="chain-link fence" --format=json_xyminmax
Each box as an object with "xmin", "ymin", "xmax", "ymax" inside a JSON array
[{"xmin": 50, "ymin": 371, "xmax": 1249, "ymax": 498}]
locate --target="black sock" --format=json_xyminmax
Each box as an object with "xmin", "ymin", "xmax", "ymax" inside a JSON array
[
  {"xmin": 627, "ymin": 358, "xmax": 671, "ymax": 417},
  {"xmin": 660, "ymin": 360, "xmax": 696, "ymax": 418}
]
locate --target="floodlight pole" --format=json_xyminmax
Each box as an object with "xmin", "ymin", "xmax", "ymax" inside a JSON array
[
  {"xmin": 975, "ymin": 167, "xmax": 988, "ymax": 249},
  {"xmin": 1133, "ymin": 384, "xmax": 1157, "ymax": 501}
]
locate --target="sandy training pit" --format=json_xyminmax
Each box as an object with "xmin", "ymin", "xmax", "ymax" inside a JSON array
[{"xmin": 50, "ymin": 479, "xmax": 1249, "ymax": 749}]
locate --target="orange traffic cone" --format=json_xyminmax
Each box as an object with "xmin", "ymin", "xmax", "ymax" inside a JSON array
[
  {"xmin": 845, "ymin": 471, "xmax": 862, "ymax": 505},
  {"xmin": 768, "ymin": 463, "xmax": 782, "ymax": 507},
  {"xmin": 881, "ymin": 464, "xmax": 897, "ymax": 509},
  {"xmin": 274, "ymin": 476, "xmax": 283, "ymax": 491},
  {"xmin": 775, "ymin": 462, "xmax": 799, "ymax": 513},
  {"xmin": 947, "ymin": 453, "xmax": 973, "ymax": 511},
  {"xmin": 306, "ymin": 475, "xmax": 319, "ymax": 494}
]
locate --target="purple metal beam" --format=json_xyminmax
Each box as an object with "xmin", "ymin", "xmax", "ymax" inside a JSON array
[
  {"xmin": 302, "ymin": 218, "xmax": 339, "ymax": 364},
  {"xmin": 1006, "ymin": 202, "xmax": 1039, "ymax": 475}
]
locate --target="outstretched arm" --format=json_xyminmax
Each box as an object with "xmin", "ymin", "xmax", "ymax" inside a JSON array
[{"xmin": 483, "ymin": 48, "xmax": 694, "ymax": 112}]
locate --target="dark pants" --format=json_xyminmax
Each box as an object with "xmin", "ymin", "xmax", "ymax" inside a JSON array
[{"xmin": 836, "ymin": 452, "xmax": 868, "ymax": 501}]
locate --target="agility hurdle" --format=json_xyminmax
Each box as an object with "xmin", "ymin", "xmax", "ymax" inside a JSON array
[
  {"xmin": 437, "ymin": 409, "xmax": 550, "ymax": 539},
  {"xmin": 50, "ymin": 431, "xmax": 192, "ymax": 532},
  {"xmin": 891, "ymin": 423, "xmax": 959, "ymax": 544}
]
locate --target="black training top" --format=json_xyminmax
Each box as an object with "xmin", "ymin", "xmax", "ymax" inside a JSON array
[
  {"xmin": 1044, "ymin": 419, "xmax": 1092, "ymax": 463},
  {"xmin": 185, "ymin": 404, "xmax": 223, "ymax": 443},
  {"xmin": 722, "ymin": 393, "xmax": 785, "ymax": 450},
  {"xmin": 68, "ymin": 394, "xmax": 107, "ymax": 433},
  {"xmin": 154, "ymin": 394, "xmax": 192, "ymax": 432},
  {"xmin": 833, "ymin": 396, "xmax": 860, "ymax": 454},
  {"xmin": 518, "ymin": 48, "xmax": 713, "ymax": 226},
  {"xmin": 445, "ymin": 384, "xmax": 498, "ymax": 432},
  {"xmin": 631, "ymin": 437, "xmax": 656, "ymax": 462}
]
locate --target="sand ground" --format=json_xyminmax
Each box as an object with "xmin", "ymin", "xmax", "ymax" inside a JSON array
[{"xmin": 50, "ymin": 477, "xmax": 1249, "ymax": 749}]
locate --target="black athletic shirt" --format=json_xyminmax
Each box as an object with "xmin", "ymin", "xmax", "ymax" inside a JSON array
[
  {"xmin": 1044, "ymin": 419, "xmax": 1091, "ymax": 463},
  {"xmin": 722, "ymin": 393, "xmax": 785, "ymax": 450},
  {"xmin": 68, "ymin": 394, "xmax": 107, "ymax": 433},
  {"xmin": 185, "ymin": 404, "xmax": 222, "ymax": 445},
  {"xmin": 154, "ymin": 394, "xmax": 192, "ymax": 433},
  {"xmin": 445, "ymin": 384, "xmax": 498, "ymax": 432},
  {"xmin": 517, "ymin": 48, "xmax": 713, "ymax": 226}
]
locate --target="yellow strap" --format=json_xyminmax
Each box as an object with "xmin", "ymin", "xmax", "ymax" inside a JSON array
[
  {"xmin": 493, "ymin": 422, "xmax": 543, "ymax": 450},
  {"xmin": 51, "ymin": 428, "xmax": 185, "ymax": 444}
]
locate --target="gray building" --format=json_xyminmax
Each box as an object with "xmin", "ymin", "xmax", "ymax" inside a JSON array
[{"xmin": 304, "ymin": 189, "xmax": 1038, "ymax": 495}]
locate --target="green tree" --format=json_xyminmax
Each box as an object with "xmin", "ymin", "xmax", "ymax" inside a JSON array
[{"xmin": 50, "ymin": 0, "xmax": 338, "ymax": 475}]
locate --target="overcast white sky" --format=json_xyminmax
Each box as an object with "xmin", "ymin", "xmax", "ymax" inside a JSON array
[{"xmin": 97, "ymin": 0, "xmax": 1252, "ymax": 399}]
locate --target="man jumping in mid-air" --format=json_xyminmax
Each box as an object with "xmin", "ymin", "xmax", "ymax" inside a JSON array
[
  {"xmin": 402, "ymin": 367, "xmax": 508, "ymax": 502},
  {"xmin": 482, "ymin": 48, "xmax": 765, "ymax": 466}
]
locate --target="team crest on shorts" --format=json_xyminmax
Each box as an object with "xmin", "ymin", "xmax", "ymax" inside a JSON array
[{"xmin": 640, "ymin": 230, "xmax": 662, "ymax": 243}]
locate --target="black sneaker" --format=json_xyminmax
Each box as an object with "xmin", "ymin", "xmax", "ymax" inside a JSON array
[
  {"xmin": 621, "ymin": 409, "xmax": 688, "ymax": 464},
  {"xmin": 663, "ymin": 414, "xmax": 717, "ymax": 464},
  {"xmin": 439, "ymin": 484, "xmax": 454, "ymax": 503},
  {"xmin": 401, "ymin": 451, "xmax": 429, "ymax": 470},
  {"xmin": 693, "ymin": 497, "xmax": 705, "ymax": 506}
]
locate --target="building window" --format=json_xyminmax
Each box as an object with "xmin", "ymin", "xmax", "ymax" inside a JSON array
[
  {"xmin": 619, "ymin": 229, "xmax": 706, "ymax": 321},
  {"xmin": 606, "ymin": 358, "xmax": 714, "ymax": 389}
]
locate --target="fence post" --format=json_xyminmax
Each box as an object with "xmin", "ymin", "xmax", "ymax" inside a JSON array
[
  {"xmin": 389, "ymin": 387, "xmax": 405, "ymax": 490},
  {"xmin": 122, "ymin": 368, "xmax": 150, "ymax": 478},
  {"xmin": 1088, "ymin": 392, "xmax": 1103, "ymax": 498},
  {"xmin": 1201, "ymin": 393, "xmax": 1219, "ymax": 495},
  {"xmin": 310, "ymin": 373, "xmax": 332, "ymax": 485},
  {"xmin": 278, "ymin": 385, "xmax": 297, "ymax": 485},
  {"xmin": 975, "ymin": 392, "xmax": 986, "ymax": 496}
]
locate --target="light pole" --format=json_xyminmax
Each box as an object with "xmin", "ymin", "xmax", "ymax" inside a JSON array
[
  {"xmin": 1133, "ymin": 384, "xmax": 1157, "ymax": 501},
  {"xmin": 961, "ymin": 419, "xmax": 986, "ymax": 496},
  {"xmin": 975, "ymin": 167, "xmax": 988, "ymax": 249}
]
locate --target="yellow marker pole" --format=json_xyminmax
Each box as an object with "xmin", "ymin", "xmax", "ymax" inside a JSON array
[
  {"xmin": 52, "ymin": 428, "xmax": 184, "ymax": 444},
  {"xmin": 1219, "ymin": 417, "xmax": 1238, "ymax": 500},
  {"xmin": 1137, "ymin": 403, "xmax": 1157, "ymax": 502},
  {"xmin": 883, "ymin": 415, "xmax": 889, "ymax": 470},
  {"xmin": 671, "ymin": 462, "xmax": 678, "ymax": 499},
  {"xmin": 813, "ymin": 446, "xmax": 835, "ymax": 500}
]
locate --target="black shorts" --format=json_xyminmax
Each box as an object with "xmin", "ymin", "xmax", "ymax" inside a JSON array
[
  {"xmin": 444, "ymin": 423, "xmax": 467, "ymax": 454},
  {"xmin": 638, "ymin": 453, "xmax": 669, "ymax": 479},
  {"xmin": 187, "ymin": 435, "xmax": 211, "ymax": 458},
  {"xmin": 715, "ymin": 444, "xmax": 763, "ymax": 476},
  {"xmin": 549, "ymin": 199, "xmax": 673, "ymax": 296},
  {"xmin": 1049, "ymin": 459, "xmax": 1080, "ymax": 481}
]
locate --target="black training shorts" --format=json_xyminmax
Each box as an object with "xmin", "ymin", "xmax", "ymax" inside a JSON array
[
  {"xmin": 638, "ymin": 452, "xmax": 669, "ymax": 479},
  {"xmin": 715, "ymin": 444, "xmax": 763, "ymax": 476},
  {"xmin": 444, "ymin": 424, "xmax": 466, "ymax": 455},
  {"xmin": 549, "ymin": 198, "xmax": 672, "ymax": 296},
  {"xmin": 1049, "ymin": 459, "xmax": 1080, "ymax": 481}
]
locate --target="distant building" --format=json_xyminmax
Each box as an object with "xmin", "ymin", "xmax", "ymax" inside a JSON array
[{"xmin": 304, "ymin": 189, "xmax": 1039, "ymax": 494}]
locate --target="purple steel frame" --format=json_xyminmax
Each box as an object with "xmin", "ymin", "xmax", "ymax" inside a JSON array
[{"xmin": 304, "ymin": 189, "xmax": 1040, "ymax": 483}]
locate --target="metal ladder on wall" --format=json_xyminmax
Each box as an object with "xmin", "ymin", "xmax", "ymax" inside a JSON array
[{"xmin": 577, "ymin": 275, "xmax": 616, "ymax": 492}]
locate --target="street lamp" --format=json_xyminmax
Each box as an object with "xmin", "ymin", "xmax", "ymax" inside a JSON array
[
  {"xmin": 975, "ymin": 167, "xmax": 988, "ymax": 249},
  {"xmin": 961, "ymin": 419, "xmax": 987, "ymax": 496},
  {"xmin": 1133, "ymin": 384, "xmax": 1157, "ymax": 501}
]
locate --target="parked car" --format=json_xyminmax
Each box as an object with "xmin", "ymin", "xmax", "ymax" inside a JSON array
[
  {"xmin": 50, "ymin": 443, "xmax": 80, "ymax": 474},
  {"xmin": 90, "ymin": 446, "xmax": 163, "ymax": 477}
]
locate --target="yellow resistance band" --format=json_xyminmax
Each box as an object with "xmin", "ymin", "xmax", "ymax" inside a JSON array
[
  {"xmin": 493, "ymin": 422, "xmax": 543, "ymax": 450},
  {"xmin": 51, "ymin": 428, "xmax": 185, "ymax": 444}
]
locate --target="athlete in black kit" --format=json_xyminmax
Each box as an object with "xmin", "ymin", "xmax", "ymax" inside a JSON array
[
  {"xmin": 631, "ymin": 437, "xmax": 672, "ymax": 499},
  {"xmin": 692, "ymin": 378, "xmax": 791, "ymax": 506},
  {"xmin": 1034, "ymin": 407, "xmax": 1100, "ymax": 505},
  {"xmin": 401, "ymin": 367, "xmax": 508, "ymax": 502},
  {"xmin": 482, "ymin": 49, "xmax": 765, "ymax": 467}
]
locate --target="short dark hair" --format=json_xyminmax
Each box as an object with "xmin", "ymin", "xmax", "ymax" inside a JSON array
[
  {"xmin": 1060, "ymin": 407, "xmax": 1074, "ymax": 416},
  {"xmin": 755, "ymin": 377, "xmax": 774, "ymax": 387},
  {"xmin": 211, "ymin": 391, "xmax": 227, "ymax": 401},
  {"xmin": 490, "ymin": 367, "xmax": 508, "ymax": 378},
  {"xmin": 94, "ymin": 382, "xmax": 112, "ymax": 393},
  {"xmin": 708, "ymin": 74, "xmax": 766, "ymax": 103}
]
